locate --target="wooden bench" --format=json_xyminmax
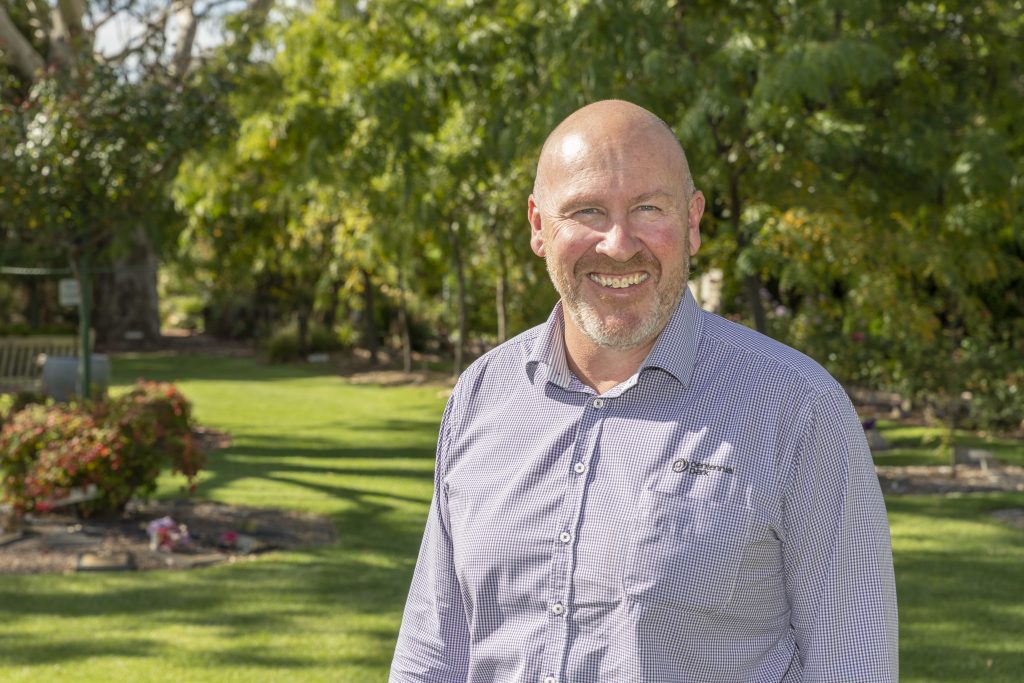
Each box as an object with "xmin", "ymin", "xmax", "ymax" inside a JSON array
[{"xmin": 0, "ymin": 335, "xmax": 82, "ymax": 393}]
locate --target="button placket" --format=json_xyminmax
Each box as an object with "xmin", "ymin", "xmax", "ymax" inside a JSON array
[{"xmin": 543, "ymin": 395, "xmax": 603, "ymax": 681}]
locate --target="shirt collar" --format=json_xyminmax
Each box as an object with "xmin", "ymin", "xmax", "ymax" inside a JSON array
[
  {"xmin": 641, "ymin": 286, "xmax": 702, "ymax": 388},
  {"xmin": 526, "ymin": 304, "xmax": 574, "ymax": 389},
  {"xmin": 525, "ymin": 287, "xmax": 703, "ymax": 390}
]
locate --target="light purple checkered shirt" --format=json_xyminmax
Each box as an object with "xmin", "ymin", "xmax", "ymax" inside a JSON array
[{"xmin": 391, "ymin": 289, "xmax": 898, "ymax": 682}]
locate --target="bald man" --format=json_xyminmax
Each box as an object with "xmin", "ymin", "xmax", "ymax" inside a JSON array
[{"xmin": 391, "ymin": 100, "xmax": 898, "ymax": 683}]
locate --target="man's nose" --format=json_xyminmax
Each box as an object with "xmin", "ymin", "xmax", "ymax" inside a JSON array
[{"xmin": 595, "ymin": 216, "xmax": 641, "ymax": 261}]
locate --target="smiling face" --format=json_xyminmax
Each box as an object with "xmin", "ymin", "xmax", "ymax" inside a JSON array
[{"xmin": 529, "ymin": 102, "xmax": 704, "ymax": 351}]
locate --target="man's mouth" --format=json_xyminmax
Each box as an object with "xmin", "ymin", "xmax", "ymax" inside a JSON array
[{"xmin": 588, "ymin": 272, "xmax": 650, "ymax": 289}]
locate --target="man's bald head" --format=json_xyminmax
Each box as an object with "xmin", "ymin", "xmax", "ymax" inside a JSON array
[{"xmin": 533, "ymin": 100, "xmax": 695, "ymax": 200}]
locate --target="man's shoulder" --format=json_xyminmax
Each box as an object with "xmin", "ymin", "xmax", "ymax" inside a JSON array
[
  {"xmin": 698, "ymin": 310, "xmax": 842, "ymax": 399},
  {"xmin": 455, "ymin": 321, "xmax": 547, "ymax": 391}
]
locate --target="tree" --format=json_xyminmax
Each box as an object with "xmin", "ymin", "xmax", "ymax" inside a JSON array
[{"xmin": 0, "ymin": 0, "xmax": 268, "ymax": 346}]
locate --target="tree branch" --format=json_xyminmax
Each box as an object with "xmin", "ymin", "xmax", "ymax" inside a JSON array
[{"xmin": 0, "ymin": 2, "xmax": 46, "ymax": 80}]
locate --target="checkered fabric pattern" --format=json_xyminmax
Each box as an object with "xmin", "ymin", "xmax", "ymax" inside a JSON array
[{"xmin": 390, "ymin": 290, "xmax": 898, "ymax": 683}]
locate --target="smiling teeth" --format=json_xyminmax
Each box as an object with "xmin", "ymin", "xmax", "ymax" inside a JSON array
[{"xmin": 589, "ymin": 273, "xmax": 649, "ymax": 289}]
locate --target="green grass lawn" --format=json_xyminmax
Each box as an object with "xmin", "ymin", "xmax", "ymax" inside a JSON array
[{"xmin": 1, "ymin": 354, "xmax": 1022, "ymax": 681}]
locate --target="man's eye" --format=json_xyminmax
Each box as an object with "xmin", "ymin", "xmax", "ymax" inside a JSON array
[
  {"xmin": 637, "ymin": 205, "xmax": 660, "ymax": 212},
  {"xmin": 574, "ymin": 208, "xmax": 601, "ymax": 217}
]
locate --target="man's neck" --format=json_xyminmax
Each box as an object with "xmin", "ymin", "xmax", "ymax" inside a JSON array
[{"xmin": 562, "ymin": 317, "xmax": 660, "ymax": 395}]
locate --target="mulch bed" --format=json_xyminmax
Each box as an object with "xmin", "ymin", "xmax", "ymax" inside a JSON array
[
  {"xmin": 0, "ymin": 426, "xmax": 335, "ymax": 575},
  {"xmin": 875, "ymin": 464, "xmax": 1024, "ymax": 495},
  {"xmin": 0, "ymin": 498, "xmax": 335, "ymax": 575}
]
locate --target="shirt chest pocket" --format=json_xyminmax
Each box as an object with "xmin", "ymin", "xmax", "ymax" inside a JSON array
[{"xmin": 623, "ymin": 491, "xmax": 751, "ymax": 613}]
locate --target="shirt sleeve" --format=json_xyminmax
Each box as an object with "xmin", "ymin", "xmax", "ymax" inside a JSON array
[
  {"xmin": 782, "ymin": 389, "xmax": 899, "ymax": 682},
  {"xmin": 390, "ymin": 394, "xmax": 471, "ymax": 683}
]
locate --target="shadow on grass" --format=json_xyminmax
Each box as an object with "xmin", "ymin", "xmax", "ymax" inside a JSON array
[
  {"xmin": 888, "ymin": 494, "xmax": 1024, "ymax": 681},
  {"xmin": 193, "ymin": 433, "xmax": 436, "ymax": 504},
  {"xmin": 0, "ymin": 635, "xmax": 159, "ymax": 665}
]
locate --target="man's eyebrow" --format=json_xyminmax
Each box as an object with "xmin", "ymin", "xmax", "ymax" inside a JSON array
[
  {"xmin": 555, "ymin": 193, "xmax": 602, "ymax": 212},
  {"xmin": 630, "ymin": 191, "xmax": 673, "ymax": 204},
  {"xmin": 555, "ymin": 190, "xmax": 674, "ymax": 212}
]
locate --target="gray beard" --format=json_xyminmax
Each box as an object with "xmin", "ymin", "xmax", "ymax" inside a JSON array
[{"xmin": 549, "ymin": 259, "xmax": 689, "ymax": 351}]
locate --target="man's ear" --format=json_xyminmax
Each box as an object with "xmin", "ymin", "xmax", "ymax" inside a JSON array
[
  {"xmin": 528, "ymin": 195, "xmax": 545, "ymax": 257},
  {"xmin": 687, "ymin": 190, "xmax": 705, "ymax": 257}
]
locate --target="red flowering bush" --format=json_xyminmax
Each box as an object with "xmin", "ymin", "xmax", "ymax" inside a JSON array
[{"xmin": 0, "ymin": 381, "xmax": 205, "ymax": 516}]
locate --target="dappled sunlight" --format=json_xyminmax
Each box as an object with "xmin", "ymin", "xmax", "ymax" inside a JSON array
[{"xmin": 889, "ymin": 495, "xmax": 1024, "ymax": 680}]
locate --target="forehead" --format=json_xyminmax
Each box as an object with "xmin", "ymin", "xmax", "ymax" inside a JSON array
[{"xmin": 546, "ymin": 131, "xmax": 685, "ymax": 202}]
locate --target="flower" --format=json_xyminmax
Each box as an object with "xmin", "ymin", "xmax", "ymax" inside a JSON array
[{"xmin": 146, "ymin": 516, "xmax": 191, "ymax": 552}]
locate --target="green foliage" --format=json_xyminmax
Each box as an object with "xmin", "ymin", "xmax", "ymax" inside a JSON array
[
  {"xmin": 0, "ymin": 382, "xmax": 204, "ymax": 516},
  {"xmin": 264, "ymin": 327, "xmax": 300, "ymax": 364},
  {"xmin": 13, "ymin": 0, "xmax": 1022, "ymax": 419},
  {"xmin": 170, "ymin": 0, "xmax": 1022, "ymax": 412},
  {"xmin": 1, "ymin": 66, "xmax": 223, "ymax": 267},
  {"xmin": 264, "ymin": 324, "xmax": 351, "ymax": 363},
  {"xmin": 0, "ymin": 321, "xmax": 78, "ymax": 337},
  {"xmin": 0, "ymin": 389, "xmax": 46, "ymax": 423}
]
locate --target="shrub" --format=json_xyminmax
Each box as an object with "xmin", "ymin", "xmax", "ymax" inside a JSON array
[
  {"xmin": 310, "ymin": 325, "xmax": 346, "ymax": 353},
  {"xmin": 265, "ymin": 324, "xmax": 347, "ymax": 363},
  {"xmin": 0, "ymin": 381, "xmax": 205, "ymax": 516},
  {"xmin": 102, "ymin": 382, "xmax": 205, "ymax": 497},
  {"xmin": 265, "ymin": 327, "xmax": 301, "ymax": 363},
  {"xmin": 0, "ymin": 389, "xmax": 47, "ymax": 423}
]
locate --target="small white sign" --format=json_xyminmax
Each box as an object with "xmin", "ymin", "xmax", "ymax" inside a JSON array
[{"xmin": 58, "ymin": 279, "xmax": 80, "ymax": 307}]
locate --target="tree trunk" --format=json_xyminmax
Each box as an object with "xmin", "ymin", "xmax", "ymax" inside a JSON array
[
  {"xmin": 729, "ymin": 175, "xmax": 767, "ymax": 333},
  {"xmin": 0, "ymin": 4, "xmax": 46, "ymax": 79},
  {"xmin": 360, "ymin": 268, "xmax": 379, "ymax": 365},
  {"xmin": 397, "ymin": 264, "xmax": 413, "ymax": 373},
  {"xmin": 171, "ymin": 0, "xmax": 198, "ymax": 78},
  {"xmin": 92, "ymin": 226, "xmax": 161, "ymax": 348},
  {"xmin": 296, "ymin": 307, "xmax": 310, "ymax": 356},
  {"xmin": 447, "ymin": 221, "xmax": 467, "ymax": 377},
  {"xmin": 320, "ymin": 277, "xmax": 342, "ymax": 330}
]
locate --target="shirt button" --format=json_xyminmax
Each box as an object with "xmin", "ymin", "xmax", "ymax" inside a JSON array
[
  {"xmin": 551, "ymin": 602, "xmax": 565, "ymax": 616},
  {"xmin": 543, "ymin": 677, "xmax": 557, "ymax": 683},
  {"xmin": 573, "ymin": 462, "xmax": 586, "ymax": 474},
  {"xmin": 558, "ymin": 531, "xmax": 571, "ymax": 543},
  {"xmin": 591, "ymin": 398, "xmax": 605, "ymax": 409}
]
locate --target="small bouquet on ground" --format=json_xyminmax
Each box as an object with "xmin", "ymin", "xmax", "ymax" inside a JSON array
[
  {"xmin": 146, "ymin": 516, "xmax": 191, "ymax": 552},
  {"xmin": 218, "ymin": 529, "xmax": 258, "ymax": 554}
]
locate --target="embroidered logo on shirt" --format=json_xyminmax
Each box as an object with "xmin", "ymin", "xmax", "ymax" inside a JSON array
[{"xmin": 672, "ymin": 459, "xmax": 735, "ymax": 476}]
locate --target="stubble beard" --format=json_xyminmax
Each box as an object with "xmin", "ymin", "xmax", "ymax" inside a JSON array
[{"xmin": 547, "ymin": 253, "xmax": 690, "ymax": 351}]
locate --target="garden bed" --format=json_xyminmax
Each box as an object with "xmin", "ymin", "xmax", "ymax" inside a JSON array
[
  {"xmin": 876, "ymin": 463, "xmax": 1024, "ymax": 495},
  {"xmin": 0, "ymin": 498, "xmax": 335, "ymax": 574}
]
